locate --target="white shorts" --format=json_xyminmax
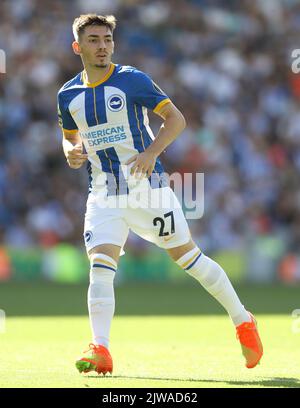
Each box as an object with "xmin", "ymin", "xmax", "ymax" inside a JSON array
[{"xmin": 83, "ymin": 185, "xmax": 191, "ymax": 254}]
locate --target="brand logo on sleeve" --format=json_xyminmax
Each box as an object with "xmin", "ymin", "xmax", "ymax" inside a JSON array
[{"xmin": 107, "ymin": 95, "xmax": 125, "ymax": 112}]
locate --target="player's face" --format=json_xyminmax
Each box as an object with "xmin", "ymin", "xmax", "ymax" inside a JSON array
[{"xmin": 76, "ymin": 25, "xmax": 114, "ymax": 69}]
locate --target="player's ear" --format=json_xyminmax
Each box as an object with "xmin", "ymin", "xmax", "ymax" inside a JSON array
[{"xmin": 72, "ymin": 41, "xmax": 81, "ymax": 55}]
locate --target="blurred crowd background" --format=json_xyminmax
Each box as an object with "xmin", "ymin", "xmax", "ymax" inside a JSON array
[{"xmin": 1, "ymin": 0, "xmax": 300, "ymax": 283}]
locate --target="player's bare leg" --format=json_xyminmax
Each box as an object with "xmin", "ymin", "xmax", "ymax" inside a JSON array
[
  {"xmin": 76, "ymin": 244, "xmax": 121, "ymax": 375},
  {"xmin": 88, "ymin": 244, "xmax": 121, "ymax": 264},
  {"xmin": 166, "ymin": 239, "xmax": 263, "ymax": 368}
]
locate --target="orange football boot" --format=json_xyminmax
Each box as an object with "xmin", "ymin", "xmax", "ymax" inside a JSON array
[
  {"xmin": 75, "ymin": 343, "xmax": 113, "ymax": 375},
  {"xmin": 236, "ymin": 312, "xmax": 263, "ymax": 368}
]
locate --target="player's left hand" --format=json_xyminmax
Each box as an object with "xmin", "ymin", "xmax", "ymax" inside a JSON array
[{"xmin": 125, "ymin": 150, "xmax": 158, "ymax": 178}]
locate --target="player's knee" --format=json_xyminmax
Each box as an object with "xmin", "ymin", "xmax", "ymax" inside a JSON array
[
  {"xmin": 176, "ymin": 247, "xmax": 222, "ymax": 287},
  {"xmin": 175, "ymin": 246, "xmax": 201, "ymax": 272},
  {"xmin": 88, "ymin": 244, "xmax": 120, "ymax": 264},
  {"xmin": 89, "ymin": 253, "xmax": 117, "ymax": 285},
  {"xmin": 167, "ymin": 239, "xmax": 196, "ymax": 261}
]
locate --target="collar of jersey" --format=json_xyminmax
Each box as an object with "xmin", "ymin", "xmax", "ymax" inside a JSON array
[{"xmin": 81, "ymin": 63, "xmax": 116, "ymax": 87}]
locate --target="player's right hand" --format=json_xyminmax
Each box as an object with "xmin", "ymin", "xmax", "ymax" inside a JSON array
[{"xmin": 66, "ymin": 143, "xmax": 88, "ymax": 169}]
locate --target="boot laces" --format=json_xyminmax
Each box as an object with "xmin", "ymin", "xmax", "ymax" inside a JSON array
[{"xmin": 84, "ymin": 343, "xmax": 100, "ymax": 353}]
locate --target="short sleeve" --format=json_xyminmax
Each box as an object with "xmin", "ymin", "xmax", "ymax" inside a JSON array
[
  {"xmin": 57, "ymin": 92, "xmax": 78, "ymax": 132},
  {"xmin": 131, "ymin": 70, "xmax": 171, "ymax": 112}
]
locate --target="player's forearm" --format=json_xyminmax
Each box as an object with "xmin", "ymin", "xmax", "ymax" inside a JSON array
[
  {"xmin": 146, "ymin": 113, "xmax": 186, "ymax": 157},
  {"xmin": 62, "ymin": 137, "xmax": 88, "ymax": 169}
]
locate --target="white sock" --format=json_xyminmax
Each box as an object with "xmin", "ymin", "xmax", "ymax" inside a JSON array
[
  {"xmin": 176, "ymin": 248, "xmax": 251, "ymax": 326},
  {"xmin": 88, "ymin": 253, "xmax": 117, "ymax": 348}
]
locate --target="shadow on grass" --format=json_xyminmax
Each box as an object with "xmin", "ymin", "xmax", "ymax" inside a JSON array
[{"xmin": 87, "ymin": 375, "xmax": 300, "ymax": 388}]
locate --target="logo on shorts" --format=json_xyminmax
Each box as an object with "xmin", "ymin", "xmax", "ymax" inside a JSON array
[
  {"xmin": 84, "ymin": 231, "xmax": 93, "ymax": 243},
  {"xmin": 163, "ymin": 235, "xmax": 173, "ymax": 242},
  {"xmin": 107, "ymin": 95, "xmax": 125, "ymax": 112}
]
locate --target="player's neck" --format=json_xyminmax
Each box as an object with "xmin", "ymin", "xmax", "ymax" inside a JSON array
[{"xmin": 83, "ymin": 63, "xmax": 112, "ymax": 85}]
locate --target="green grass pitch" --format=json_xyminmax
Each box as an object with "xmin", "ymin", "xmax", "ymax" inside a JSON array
[{"xmin": 0, "ymin": 283, "xmax": 300, "ymax": 388}]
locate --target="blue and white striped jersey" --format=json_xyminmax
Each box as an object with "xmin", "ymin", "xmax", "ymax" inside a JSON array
[{"xmin": 57, "ymin": 63, "xmax": 171, "ymax": 194}]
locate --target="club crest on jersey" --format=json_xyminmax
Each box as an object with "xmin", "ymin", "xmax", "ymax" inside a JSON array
[
  {"xmin": 107, "ymin": 94, "xmax": 125, "ymax": 112},
  {"xmin": 84, "ymin": 231, "xmax": 93, "ymax": 243}
]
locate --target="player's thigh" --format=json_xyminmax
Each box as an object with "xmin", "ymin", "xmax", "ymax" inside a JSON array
[
  {"xmin": 84, "ymin": 193, "xmax": 129, "ymax": 264},
  {"xmin": 126, "ymin": 187, "xmax": 191, "ymax": 250}
]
